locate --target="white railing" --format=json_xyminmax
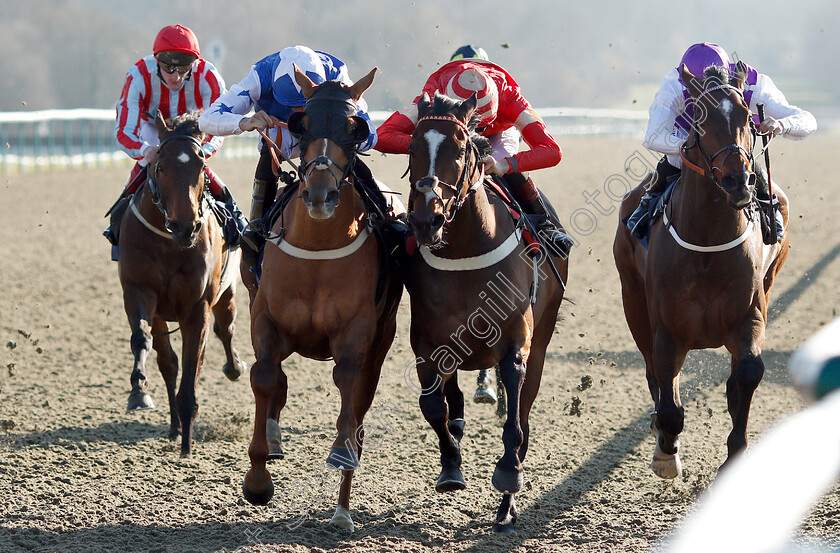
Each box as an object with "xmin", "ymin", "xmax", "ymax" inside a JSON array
[{"xmin": 0, "ymin": 107, "xmax": 649, "ymax": 173}]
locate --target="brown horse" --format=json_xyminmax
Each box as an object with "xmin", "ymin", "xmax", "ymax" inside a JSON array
[
  {"xmin": 118, "ymin": 111, "xmax": 247, "ymax": 458},
  {"xmin": 614, "ymin": 64, "xmax": 790, "ymax": 478},
  {"xmin": 404, "ymin": 92, "xmax": 568, "ymax": 532},
  {"xmin": 242, "ymin": 67, "xmax": 403, "ymax": 532}
]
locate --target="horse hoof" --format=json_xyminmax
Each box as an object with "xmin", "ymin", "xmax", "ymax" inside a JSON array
[
  {"xmin": 651, "ymin": 443, "xmax": 682, "ymax": 479},
  {"xmin": 473, "ymin": 385, "xmax": 497, "ymax": 404},
  {"xmin": 492, "ymin": 522, "xmax": 517, "ymax": 534},
  {"xmin": 435, "ymin": 467, "xmax": 466, "ymax": 492},
  {"xmin": 222, "ymin": 360, "xmax": 246, "ymax": 381},
  {"xmin": 491, "ymin": 467, "xmax": 523, "ymax": 494},
  {"xmin": 242, "ymin": 479, "xmax": 274, "ymax": 506},
  {"xmin": 126, "ymin": 392, "xmax": 155, "ymax": 411},
  {"xmin": 326, "ymin": 447, "xmax": 359, "ymax": 470},
  {"xmin": 330, "ymin": 506, "xmax": 354, "ymax": 532}
]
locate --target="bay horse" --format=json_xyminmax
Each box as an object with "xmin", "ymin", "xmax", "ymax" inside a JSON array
[
  {"xmin": 404, "ymin": 92, "xmax": 568, "ymax": 532},
  {"xmin": 242, "ymin": 67, "xmax": 403, "ymax": 532},
  {"xmin": 118, "ymin": 111, "xmax": 247, "ymax": 458},
  {"xmin": 614, "ymin": 64, "xmax": 790, "ymax": 478}
]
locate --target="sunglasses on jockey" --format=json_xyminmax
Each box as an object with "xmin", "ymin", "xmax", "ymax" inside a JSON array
[{"xmin": 159, "ymin": 62, "xmax": 193, "ymax": 75}]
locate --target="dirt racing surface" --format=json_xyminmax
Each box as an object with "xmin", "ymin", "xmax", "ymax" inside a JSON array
[{"xmin": 1, "ymin": 135, "xmax": 839, "ymax": 552}]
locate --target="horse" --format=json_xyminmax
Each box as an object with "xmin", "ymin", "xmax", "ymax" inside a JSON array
[
  {"xmin": 613, "ymin": 63, "xmax": 790, "ymax": 479},
  {"xmin": 404, "ymin": 91, "xmax": 568, "ymax": 532},
  {"xmin": 241, "ymin": 66, "xmax": 404, "ymax": 532},
  {"xmin": 118, "ymin": 111, "xmax": 247, "ymax": 458}
]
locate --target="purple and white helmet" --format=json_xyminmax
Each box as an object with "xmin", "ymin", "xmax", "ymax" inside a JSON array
[{"xmin": 678, "ymin": 42, "xmax": 730, "ymax": 81}]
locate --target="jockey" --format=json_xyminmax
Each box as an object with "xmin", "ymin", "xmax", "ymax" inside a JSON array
[
  {"xmin": 106, "ymin": 24, "xmax": 246, "ymax": 255},
  {"xmin": 629, "ymin": 42, "xmax": 817, "ymax": 244},
  {"xmin": 375, "ymin": 54, "xmax": 571, "ymax": 253},
  {"xmin": 198, "ymin": 45, "xmax": 378, "ymax": 270}
]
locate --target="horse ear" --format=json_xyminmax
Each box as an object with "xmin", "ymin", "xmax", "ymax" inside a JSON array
[
  {"xmin": 732, "ymin": 60, "xmax": 748, "ymax": 90},
  {"xmin": 680, "ymin": 63, "xmax": 703, "ymax": 99},
  {"xmin": 347, "ymin": 115, "xmax": 370, "ymax": 144},
  {"xmin": 287, "ymin": 111, "xmax": 309, "ymax": 137},
  {"xmin": 293, "ymin": 63, "xmax": 317, "ymax": 99},
  {"xmin": 154, "ymin": 110, "xmax": 169, "ymax": 137},
  {"xmin": 455, "ymin": 92, "xmax": 478, "ymax": 123},
  {"xmin": 348, "ymin": 67, "xmax": 377, "ymax": 102},
  {"xmin": 417, "ymin": 92, "xmax": 432, "ymax": 117}
]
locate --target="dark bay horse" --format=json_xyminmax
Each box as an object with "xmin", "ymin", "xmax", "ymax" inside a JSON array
[
  {"xmin": 614, "ymin": 64, "xmax": 790, "ymax": 478},
  {"xmin": 242, "ymin": 67, "xmax": 403, "ymax": 532},
  {"xmin": 118, "ymin": 111, "xmax": 247, "ymax": 458},
  {"xmin": 404, "ymin": 92, "xmax": 568, "ymax": 532}
]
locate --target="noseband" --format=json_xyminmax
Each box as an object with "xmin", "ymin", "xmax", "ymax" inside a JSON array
[
  {"xmin": 299, "ymin": 140, "xmax": 356, "ymax": 193},
  {"xmin": 411, "ymin": 115, "xmax": 483, "ymax": 223},
  {"xmin": 681, "ymin": 84, "xmax": 756, "ymax": 190},
  {"xmin": 147, "ymin": 134, "xmax": 210, "ymax": 227}
]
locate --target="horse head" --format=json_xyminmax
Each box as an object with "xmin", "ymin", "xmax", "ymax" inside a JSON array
[
  {"xmin": 407, "ymin": 91, "xmax": 490, "ymax": 246},
  {"xmin": 681, "ymin": 61, "xmax": 755, "ymax": 209},
  {"xmin": 287, "ymin": 65, "xmax": 376, "ymax": 220},
  {"xmin": 152, "ymin": 111, "xmax": 208, "ymax": 247}
]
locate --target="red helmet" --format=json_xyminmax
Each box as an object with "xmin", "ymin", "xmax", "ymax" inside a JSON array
[
  {"xmin": 153, "ymin": 25, "xmax": 200, "ymax": 65},
  {"xmin": 443, "ymin": 65, "xmax": 498, "ymax": 124}
]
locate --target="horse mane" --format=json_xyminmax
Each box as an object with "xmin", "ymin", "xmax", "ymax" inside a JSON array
[
  {"xmin": 427, "ymin": 94, "xmax": 493, "ymax": 160},
  {"xmin": 168, "ymin": 111, "xmax": 202, "ymax": 137}
]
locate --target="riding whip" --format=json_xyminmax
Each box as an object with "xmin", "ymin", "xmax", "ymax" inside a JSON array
[{"xmin": 756, "ymin": 103, "xmax": 777, "ymax": 244}]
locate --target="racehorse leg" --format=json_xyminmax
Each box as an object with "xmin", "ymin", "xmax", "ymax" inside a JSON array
[
  {"xmin": 244, "ymin": 311, "xmax": 290, "ymax": 505},
  {"xmin": 212, "ymin": 285, "xmax": 247, "ymax": 381},
  {"xmin": 494, "ymin": 364, "xmax": 507, "ymax": 421},
  {"xmin": 332, "ymin": 317, "xmax": 398, "ymax": 531},
  {"xmin": 124, "ymin": 287, "xmax": 157, "ymax": 412},
  {"xmin": 724, "ymin": 351, "xmax": 765, "ymax": 465},
  {"xmin": 444, "ymin": 372, "xmax": 465, "ymax": 445},
  {"xmin": 151, "ymin": 318, "xmax": 180, "ymax": 440},
  {"xmin": 615, "ymin": 259, "xmax": 656, "ymax": 404},
  {"xmin": 175, "ymin": 305, "xmax": 211, "ymax": 459},
  {"xmin": 417, "ymin": 358, "xmax": 464, "ymax": 492},
  {"xmin": 492, "ymin": 349, "xmax": 526, "ymax": 495},
  {"xmin": 651, "ymin": 332, "xmax": 687, "ymax": 479},
  {"xmin": 327, "ymin": 351, "xmax": 368, "ymax": 471}
]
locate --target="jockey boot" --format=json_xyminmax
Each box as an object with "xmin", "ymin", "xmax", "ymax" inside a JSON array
[
  {"xmin": 755, "ymin": 167, "xmax": 785, "ymax": 245},
  {"xmin": 241, "ymin": 178, "xmax": 272, "ymax": 271},
  {"xmin": 505, "ymin": 172, "xmax": 573, "ymax": 258},
  {"xmin": 626, "ymin": 156, "xmax": 680, "ymax": 239}
]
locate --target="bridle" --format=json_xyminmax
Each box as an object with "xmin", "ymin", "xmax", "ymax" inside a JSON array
[
  {"xmin": 146, "ymin": 133, "xmax": 210, "ymax": 229},
  {"xmin": 298, "ymin": 138, "xmax": 357, "ymax": 195},
  {"xmin": 680, "ymin": 84, "xmax": 756, "ymax": 191},
  {"xmin": 411, "ymin": 114, "xmax": 484, "ymax": 223}
]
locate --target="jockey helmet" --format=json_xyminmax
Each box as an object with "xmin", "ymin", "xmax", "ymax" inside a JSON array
[
  {"xmin": 153, "ymin": 25, "xmax": 200, "ymax": 66},
  {"xmin": 273, "ymin": 45, "xmax": 327, "ymax": 107},
  {"xmin": 443, "ymin": 65, "xmax": 498, "ymax": 124},
  {"xmin": 450, "ymin": 45, "xmax": 489, "ymax": 62},
  {"xmin": 679, "ymin": 42, "xmax": 730, "ymax": 80}
]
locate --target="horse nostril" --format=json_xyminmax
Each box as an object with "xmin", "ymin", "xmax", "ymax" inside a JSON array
[
  {"xmin": 431, "ymin": 214, "xmax": 445, "ymax": 230},
  {"xmin": 325, "ymin": 190, "xmax": 340, "ymax": 206},
  {"xmin": 301, "ymin": 189, "xmax": 311, "ymax": 204}
]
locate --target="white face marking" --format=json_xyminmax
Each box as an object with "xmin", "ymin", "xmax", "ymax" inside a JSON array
[
  {"xmin": 720, "ymin": 98, "xmax": 732, "ymax": 125},
  {"xmin": 177, "ymin": 152, "xmax": 190, "ymax": 164},
  {"xmin": 423, "ymin": 129, "xmax": 445, "ymax": 178}
]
